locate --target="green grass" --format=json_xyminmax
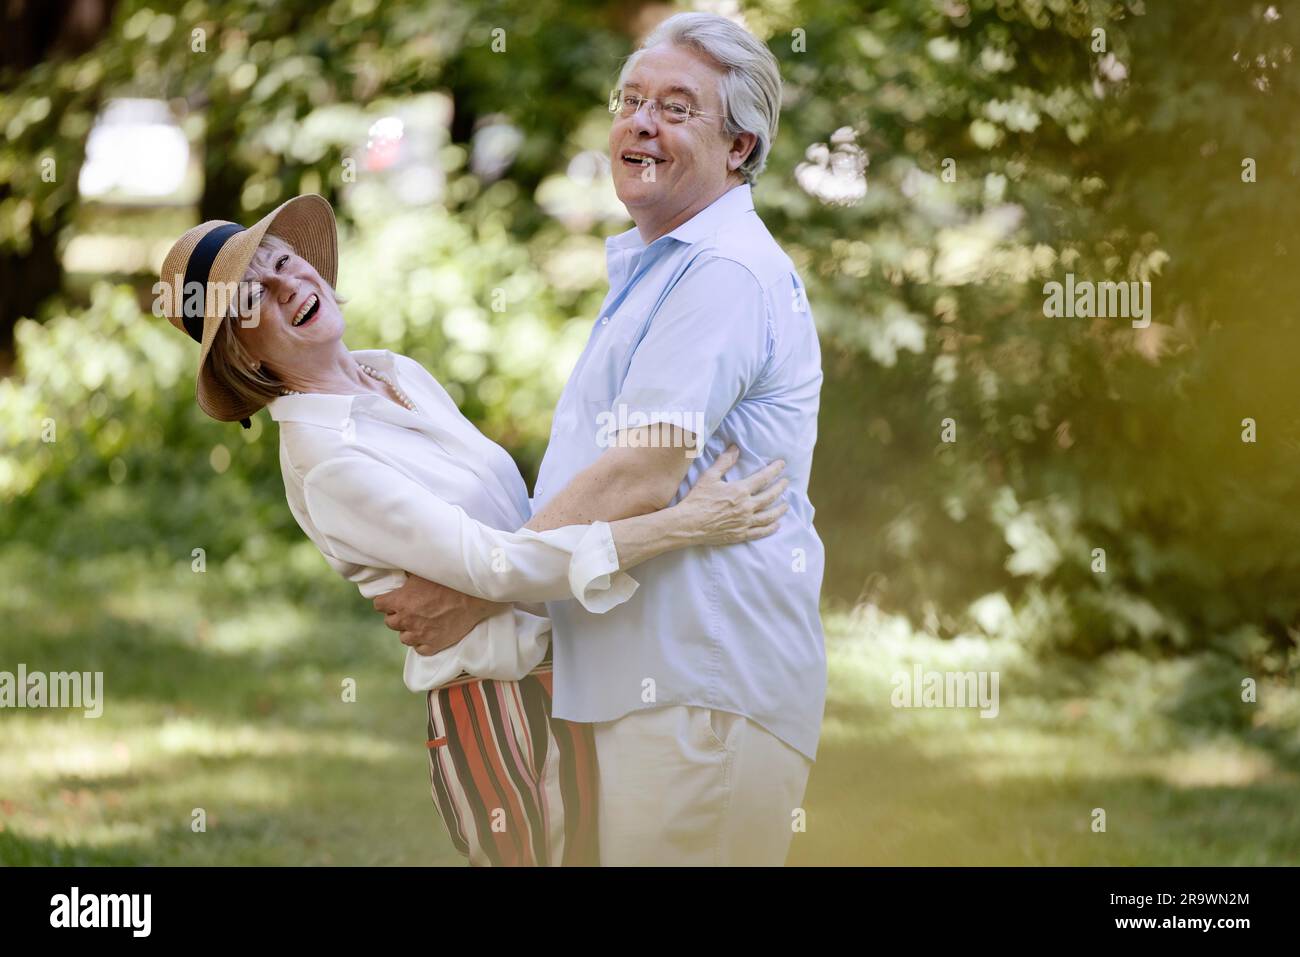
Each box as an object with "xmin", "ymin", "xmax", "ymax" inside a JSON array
[
  {"xmin": 0, "ymin": 543, "xmax": 457, "ymax": 866},
  {"xmin": 2, "ymin": 545, "xmax": 1298, "ymax": 866},
  {"xmin": 790, "ymin": 609, "xmax": 1300, "ymax": 866}
]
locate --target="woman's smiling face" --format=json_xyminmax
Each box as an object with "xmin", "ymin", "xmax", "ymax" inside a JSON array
[{"xmin": 230, "ymin": 239, "xmax": 345, "ymax": 374}]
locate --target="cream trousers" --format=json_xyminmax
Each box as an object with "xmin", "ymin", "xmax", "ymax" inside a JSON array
[{"xmin": 593, "ymin": 705, "xmax": 812, "ymax": 866}]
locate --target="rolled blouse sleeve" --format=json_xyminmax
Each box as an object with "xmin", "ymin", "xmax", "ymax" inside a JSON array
[{"xmin": 301, "ymin": 452, "xmax": 638, "ymax": 612}]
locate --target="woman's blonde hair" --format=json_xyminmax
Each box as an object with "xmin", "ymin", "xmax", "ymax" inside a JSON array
[{"xmin": 205, "ymin": 234, "xmax": 345, "ymax": 412}]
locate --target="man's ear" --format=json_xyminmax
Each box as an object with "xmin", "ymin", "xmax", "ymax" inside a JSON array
[{"xmin": 728, "ymin": 131, "xmax": 758, "ymax": 172}]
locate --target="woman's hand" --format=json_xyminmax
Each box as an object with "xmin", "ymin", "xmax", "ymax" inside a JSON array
[
  {"xmin": 674, "ymin": 444, "xmax": 789, "ymax": 546},
  {"xmin": 604, "ymin": 445, "xmax": 789, "ymax": 572}
]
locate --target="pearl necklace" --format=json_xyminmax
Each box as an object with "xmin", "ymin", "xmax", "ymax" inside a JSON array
[
  {"xmin": 359, "ymin": 362, "xmax": 419, "ymax": 413},
  {"xmin": 279, "ymin": 363, "xmax": 419, "ymax": 413}
]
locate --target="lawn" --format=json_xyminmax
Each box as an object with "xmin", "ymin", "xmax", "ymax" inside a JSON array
[{"xmin": 2, "ymin": 543, "xmax": 1298, "ymax": 866}]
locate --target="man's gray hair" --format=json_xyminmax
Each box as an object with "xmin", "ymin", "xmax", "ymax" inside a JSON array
[{"xmin": 619, "ymin": 12, "xmax": 782, "ymax": 184}]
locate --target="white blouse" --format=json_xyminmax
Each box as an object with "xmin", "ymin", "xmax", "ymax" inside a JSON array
[{"xmin": 267, "ymin": 348, "xmax": 639, "ymax": 691}]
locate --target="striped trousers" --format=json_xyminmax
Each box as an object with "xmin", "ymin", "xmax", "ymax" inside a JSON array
[{"xmin": 425, "ymin": 667, "xmax": 599, "ymax": 866}]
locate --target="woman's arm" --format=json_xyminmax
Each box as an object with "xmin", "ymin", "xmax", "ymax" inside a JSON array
[
  {"xmin": 364, "ymin": 445, "xmax": 788, "ymax": 654},
  {"xmin": 303, "ymin": 446, "xmax": 785, "ymax": 613},
  {"xmin": 605, "ymin": 444, "xmax": 788, "ymax": 568},
  {"xmin": 301, "ymin": 452, "xmax": 636, "ymax": 610}
]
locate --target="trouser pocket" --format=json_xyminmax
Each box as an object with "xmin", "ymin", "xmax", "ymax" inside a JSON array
[{"xmin": 703, "ymin": 707, "xmax": 742, "ymax": 752}]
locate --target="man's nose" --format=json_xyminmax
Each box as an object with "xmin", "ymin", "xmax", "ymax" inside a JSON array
[{"xmin": 630, "ymin": 103, "xmax": 659, "ymax": 136}]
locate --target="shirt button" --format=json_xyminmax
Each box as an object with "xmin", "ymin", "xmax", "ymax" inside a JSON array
[{"xmin": 599, "ymin": 316, "xmax": 610, "ymax": 325}]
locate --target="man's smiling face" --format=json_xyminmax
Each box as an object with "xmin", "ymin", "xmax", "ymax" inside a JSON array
[{"xmin": 609, "ymin": 43, "xmax": 751, "ymax": 238}]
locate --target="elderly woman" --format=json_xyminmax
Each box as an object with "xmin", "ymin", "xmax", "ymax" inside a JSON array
[{"xmin": 157, "ymin": 194, "xmax": 787, "ymax": 866}]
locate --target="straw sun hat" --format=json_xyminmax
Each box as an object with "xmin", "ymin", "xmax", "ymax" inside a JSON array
[{"xmin": 158, "ymin": 193, "xmax": 338, "ymax": 427}]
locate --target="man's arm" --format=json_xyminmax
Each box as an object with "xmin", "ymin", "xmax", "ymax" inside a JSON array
[
  {"xmin": 374, "ymin": 586, "xmax": 508, "ymax": 657},
  {"xmin": 525, "ymin": 425, "xmax": 695, "ymax": 531}
]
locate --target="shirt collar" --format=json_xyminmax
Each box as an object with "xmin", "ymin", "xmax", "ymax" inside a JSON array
[
  {"xmin": 605, "ymin": 183, "xmax": 756, "ymax": 258},
  {"xmin": 266, "ymin": 349, "xmax": 397, "ymax": 431},
  {"xmin": 663, "ymin": 182, "xmax": 755, "ymax": 244}
]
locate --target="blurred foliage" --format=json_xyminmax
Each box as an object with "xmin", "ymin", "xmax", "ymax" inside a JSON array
[{"xmin": 1, "ymin": 0, "xmax": 1299, "ymax": 680}]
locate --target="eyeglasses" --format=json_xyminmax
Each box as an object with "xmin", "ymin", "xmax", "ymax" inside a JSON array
[{"xmin": 608, "ymin": 88, "xmax": 723, "ymax": 124}]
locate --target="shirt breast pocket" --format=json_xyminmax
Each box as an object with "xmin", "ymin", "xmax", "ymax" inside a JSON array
[
  {"xmin": 598, "ymin": 311, "xmax": 648, "ymax": 375},
  {"xmin": 571, "ymin": 316, "xmax": 644, "ymax": 445}
]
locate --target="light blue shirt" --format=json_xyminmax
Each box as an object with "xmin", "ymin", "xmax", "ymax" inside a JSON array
[{"xmin": 534, "ymin": 184, "xmax": 827, "ymax": 761}]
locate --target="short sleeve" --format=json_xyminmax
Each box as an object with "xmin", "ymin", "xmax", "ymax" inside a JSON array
[{"xmin": 613, "ymin": 256, "xmax": 773, "ymax": 449}]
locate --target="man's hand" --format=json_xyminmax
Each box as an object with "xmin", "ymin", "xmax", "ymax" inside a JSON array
[{"xmin": 372, "ymin": 576, "xmax": 508, "ymax": 656}]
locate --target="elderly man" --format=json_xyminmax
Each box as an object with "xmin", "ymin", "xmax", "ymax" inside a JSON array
[{"xmin": 377, "ymin": 12, "xmax": 825, "ymax": 866}]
